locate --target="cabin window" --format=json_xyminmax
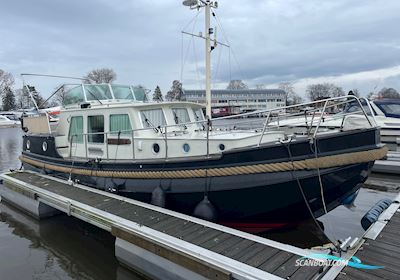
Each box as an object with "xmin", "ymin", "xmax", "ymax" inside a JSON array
[
  {"xmin": 112, "ymin": 85, "xmax": 135, "ymax": 100},
  {"xmin": 88, "ymin": 115, "xmax": 104, "ymax": 143},
  {"xmin": 172, "ymin": 108, "xmax": 190, "ymax": 124},
  {"xmin": 68, "ymin": 116, "xmax": 83, "ymax": 143},
  {"xmin": 64, "ymin": 86, "xmax": 85, "ymax": 106},
  {"xmin": 140, "ymin": 109, "xmax": 166, "ymax": 128},
  {"xmin": 110, "ymin": 114, "xmax": 132, "ymax": 134},
  {"xmin": 85, "ymin": 85, "xmax": 113, "ymax": 101}
]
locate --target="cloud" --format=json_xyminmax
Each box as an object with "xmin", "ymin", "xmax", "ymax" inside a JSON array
[{"xmin": 0, "ymin": 0, "xmax": 399, "ymax": 99}]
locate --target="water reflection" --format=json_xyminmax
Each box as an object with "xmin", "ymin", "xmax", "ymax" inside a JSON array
[
  {"xmin": 0, "ymin": 128, "xmax": 23, "ymax": 172},
  {"xmin": 0, "ymin": 202, "xmax": 144, "ymax": 280}
]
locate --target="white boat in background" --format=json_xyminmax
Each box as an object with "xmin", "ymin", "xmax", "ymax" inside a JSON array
[
  {"xmin": 362, "ymin": 99, "xmax": 400, "ymax": 151},
  {"xmin": 272, "ymin": 98, "xmax": 400, "ymax": 151},
  {"xmin": 0, "ymin": 114, "xmax": 20, "ymax": 128}
]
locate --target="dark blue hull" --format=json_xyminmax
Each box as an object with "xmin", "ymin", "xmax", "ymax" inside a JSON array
[{"xmin": 21, "ymin": 128, "xmax": 383, "ymax": 232}]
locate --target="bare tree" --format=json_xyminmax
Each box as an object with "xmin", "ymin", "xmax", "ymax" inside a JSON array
[
  {"xmin": 226, "ymin": 80, "xmax": 248, "ymax": 90},
  {"xmin": 84, "ymin": 68, "xmax": 117, "ymax": 84},
  {"xmin": 378, "ymin": 87, "xmax": 400, "ymax": 99},
  {"xmin": 306, "ymin": 83, "xmax": 344, "ymax": 101},
  {"xmin": 166, "ymin": 80, "xmax": 184, "ymax": 101},
  {"xmin": 0, "ymin": 69, "xmax": 14, "ymax": 94},
  {"xmin": 278, "ymin": 82, "xmax": 303, "ymax": 105}
]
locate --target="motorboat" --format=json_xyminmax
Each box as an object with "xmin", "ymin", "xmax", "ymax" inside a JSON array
[
  {"xmin": 17, "ymin": 0, "xmax": 387, "ymax": 233},
  {"xmin": 18, "ymin": 84, "xmax": 386, "ymax": 232},
  {"xmin": 0, "ymin": 114, "xmax": 20, "ymax": 128},
  {"xmin": 276, "ymin": 98, "xmax": 400, "ymax": 151}
]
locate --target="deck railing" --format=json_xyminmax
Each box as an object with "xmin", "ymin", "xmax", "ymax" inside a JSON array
[{"xmin": 68, "ymin": 96, "xmax": 377, "ymax": 160}]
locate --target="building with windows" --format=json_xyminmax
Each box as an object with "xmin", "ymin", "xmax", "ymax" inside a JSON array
[{"xmin": 183, "ymin": 89, "xmax": 286, "ymax": 113}]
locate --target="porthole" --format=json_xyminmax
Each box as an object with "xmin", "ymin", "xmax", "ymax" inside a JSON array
[
  {"xmin": 219, "ymin": 143, "xmax": 225, "ymax": 151},
  {"xmin": 152, "ymin": 143, "xmax": 160, "ymax": 154},
  {"xmin": 26, "ymin": 140, "xmax": 30, "ymax": 150},
  {"xmin": 42, "ymin": 141, "xmax": 48, "ymax": 152},
  {"xmin": 182, "ymin": 143, "xmax": 190, "ymax": 153}
]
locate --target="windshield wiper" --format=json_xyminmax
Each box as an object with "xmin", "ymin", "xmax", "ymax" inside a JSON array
[{"xmin": 142, "ymin": 113, "xmax": 159, "ymax": 133}]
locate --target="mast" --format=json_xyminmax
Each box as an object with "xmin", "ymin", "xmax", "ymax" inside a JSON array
[
  {"xmin": 205, "ymin": 1, "xmax": 212, "ymax": 118},
  {"xmin": 183, "ymin": 0, "xmax": 219, "ymax": 119}
]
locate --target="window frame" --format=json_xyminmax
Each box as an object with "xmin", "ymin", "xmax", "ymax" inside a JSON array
[
  {"xmin": 109, "ymin": 113, "xmax": 133, "ymax": 135},
  {"xmin": 68, "ymin": 115, "xmax": 84, "ymax": 143},
  {"xmin": 87, "ymin": 115, "xmax": 105, "ymax": 143},
  {"xmin": 139, "ymin": 108, "xmax": 167, "ymax": 129}
]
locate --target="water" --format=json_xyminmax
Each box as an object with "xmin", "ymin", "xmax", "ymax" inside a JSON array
[
  {"xmin": 0, "ymin": 128, "xmax": 145, "ymax": 280},
  {"xmin": 0, "ymin": 127, "xmax": 397, "ymax": 278}
]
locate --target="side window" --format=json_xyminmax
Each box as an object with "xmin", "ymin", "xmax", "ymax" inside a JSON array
[
  {"xmin": 110, "ymin": 114, "xmax": 132, "ymax": 134},
  {"xmin": 88, "ymin": 115, "xmax": 104, "ymax": 143},
  {"xmin": 140, "ymin": 109, "xmax": 166, "ymax": 128},
  {"xmin": 68, "ymin": 116, "xmax": 83, "ymax": 143},
  {"xmin": 172, "ymin": 108, "xmax": 190, "ymax": 124}
]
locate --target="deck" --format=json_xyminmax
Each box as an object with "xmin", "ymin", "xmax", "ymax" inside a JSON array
[{"xmin": 0, "ymin": 171, "xmax": 329, "ymax": 280}]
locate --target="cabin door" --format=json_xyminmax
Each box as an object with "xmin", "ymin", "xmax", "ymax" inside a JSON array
[{"xmin": 86, "ymin": 115, "xmax": 107, "ymax": 159}]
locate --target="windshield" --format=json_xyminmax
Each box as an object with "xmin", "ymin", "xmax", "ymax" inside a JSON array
[
  {"xmin": 132, "ymin": 87, "xmax": 147, "ymax": 101},
  {"xmin": 64, "ymin": 86, "xmax": 85, "ymax": 106},
  {"xmin": 112, "ymin": 85, "xmax": 135, "ymax": 100},
  {"xmin": 375, "ymin": 101, "xmax": 400, "ymax": 118},
  {"xmin": 84, "ymin": 85, "xmax": 113, "ymax": 101},
  {"xmin": 343, "ymin": 100, "xmax": 374, "ymax": 116}
]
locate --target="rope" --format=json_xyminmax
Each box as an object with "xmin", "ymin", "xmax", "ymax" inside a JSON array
[
  {"xmin": 283, "ymin": 138, "xmax": 340, "ymax": 250},
  {"xmin": 20, "ymin": 146, "xmax": 388, "ymax": 179},
  {"xmin": 312, "ymin": 138, "xmax": 328, "ymax": 214}
]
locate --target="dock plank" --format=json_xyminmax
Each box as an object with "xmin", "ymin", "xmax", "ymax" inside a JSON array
[
  {"xmin": 234, "ymin": 243, "xmax": 267, "ymax": 263},
  {"xmin": 206, "ymin": 235, "xmax": 244, "ymax": 254},
  {"xmin": 182, "ymin": 227, "xmax": 220, "ymax": 244},
  {"xmin": 228, "ymin": 243, "xmax": 270, "ymax": 262},
  {"xmin": 290, "ymin": 265, "xmax": 323, "ymax": 280},
  {"xmin": 222, "ymin": 239, "xmax": 255, "ymax": 259},
  {"xmin": 201, "ymin": 233, "xmax": 233, "ymax": 250},
  {"xmin": 243, "ymin": 246, "xmax": 280, "ymax": 267},
  {"xmin": 258, "ymin": 251, "xmax": 293, "ymax": 272},
  {"xmin": 273, "ymin": 254, "xmax": 301, "ymax": 278}
]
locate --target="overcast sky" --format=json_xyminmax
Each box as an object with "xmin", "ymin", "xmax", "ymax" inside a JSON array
[{"xmin": 1, "ymin": 0, "xmax": 400, "ymax": 98}]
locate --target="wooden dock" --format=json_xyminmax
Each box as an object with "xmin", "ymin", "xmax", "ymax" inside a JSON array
[
  {"xmin": 320, "ymin": 193, "xmax": 400, "ymax": 280},
  {"xmin": 0, "ymin": 171, "xmax": 329, "ymax": 280}
]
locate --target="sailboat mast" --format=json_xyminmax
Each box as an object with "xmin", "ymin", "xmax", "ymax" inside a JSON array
[
  {"xmin": 205, "ymin": 1, "xmax": 212, "ymax": 119},
  {"xmin": 183, "ymin": 0, "xmax": 219, "ymax": 118}
]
